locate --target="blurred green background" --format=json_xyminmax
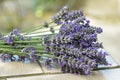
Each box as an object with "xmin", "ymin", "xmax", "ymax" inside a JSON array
[{"xmin": 0, "ymin": 0, "xmax": 120, "ymax": 32}]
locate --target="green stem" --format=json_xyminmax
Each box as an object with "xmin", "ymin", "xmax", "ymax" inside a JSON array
[
  {"xmin": 0, "ymin": 32, "xmax": 56, "ymax": 45},
  {"xmin": 0, "ymin": 48, "xmax": 53, "ymax": 57},
  {"xmin": 0, "ymin": 48, "xmax": 23, "ymax": 56},
  {"xmin": 28, "ymin": 29, "xmax": 59, "ymax": 35},
  {"xmin": 14, "ymin": 40, "xmax": 43, "ymax": 44},
  {"xmin": 0, "ymin": 45, "xmax": 43, "ymax": 49},
  {"xmin": 0, "ymin": 40, "xmax": 43, "ymax": 45},
  {"xmin": 0, "ymin": 44, "xmax": 45, "ymax": 50},
  {"xmin": 23, "ymin": 22, "xmax": 53, "ymax": 35},
  {"xmin": 25, "ymin": 32, "xmax": 56, "ymax": 38}
]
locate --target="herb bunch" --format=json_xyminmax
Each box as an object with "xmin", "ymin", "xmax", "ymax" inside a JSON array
[{"xmin": 0, "ymin": 6, "xmax": 109, "ymax": 76}]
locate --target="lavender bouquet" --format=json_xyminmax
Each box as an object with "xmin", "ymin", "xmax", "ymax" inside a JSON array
[{"xmin": 0, "ymin": 6, "xmax": 109, "ymax": 75}]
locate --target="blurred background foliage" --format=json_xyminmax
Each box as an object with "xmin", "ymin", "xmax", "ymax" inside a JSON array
[{"xmin": 0, "ymin": 0, "xmax": 120, "ymax": 32}]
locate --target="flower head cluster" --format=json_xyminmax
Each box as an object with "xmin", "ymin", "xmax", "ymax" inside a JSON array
[{"xmin": 44, "ymin": 6, "xmax": 109, "ymax": 75}]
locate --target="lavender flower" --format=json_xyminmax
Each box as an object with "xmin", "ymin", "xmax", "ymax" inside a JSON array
[
  {"xmin": 96, "ymin": 27, "xmax": 103, "ymax": 34},
  {"xmin": 20, "ymin": 35, "xmax": 24, "ymax": 40},
  {"xmin": 6, "ymin": 36, "xmax": 13, "ymax": 44},
  {"xmin": 29, "ymin": 51, "xmax": 38, "ymax": 62},
  {"xmin": 0, "ymin": 54, "xmax": 11, "ymax": 62},
  {"xmin": 45, "ymin": 58, "xmax": 52, "ymax": 68},
  {"xmin": 43, "ymin": 6, "xmax": 109, "ymax": 75},
  {"xmin": 13, "ymin": 28, "xmax": 19, "ymax": 35},
  {"xmin": 21, "ymin": 47, "xmax": 35, "ymax": 53}
]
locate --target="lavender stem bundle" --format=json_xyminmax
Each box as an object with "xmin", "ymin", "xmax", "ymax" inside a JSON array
[{"xmin": 0, "ymin": 6, "xmax": 109, "ymax": 75}]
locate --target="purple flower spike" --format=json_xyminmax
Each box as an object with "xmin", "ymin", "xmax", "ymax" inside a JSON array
[
  {"xmin": 13, "ymin": 28, "xmax": 19, "ymax": 35},
  {"xmin": 45, "ymin": 58, "xmax": 52, "ymax": 68},
  {"xmin": 96, "ymin": 27, "xmax": 103, "ymax": 34},
  {"xmin": 30, "ymin": 51, "xmax": 37, "ymax": 62},
  {"xmin": 0, "ymin": 54, "xmax": 11, "ymax": 62},
  {"xmin": 6, "ymin": 37, "xmax": 13, "ymax": 44},
  {"xmin": 20, "ymin": 35, "xmax": 24, "ymax": 40}
]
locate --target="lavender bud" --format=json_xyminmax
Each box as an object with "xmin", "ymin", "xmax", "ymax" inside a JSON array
[
  {"xmin": 6, "ymin": 37, "xmax": 13, "ymax": 44},
  {"xmin": 96, "ymin": 27, "xmax": 103, "ymax": 34},
  {"xmin": 13, "ymin": 28, "xmax": 19, "ymax": 35}
]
